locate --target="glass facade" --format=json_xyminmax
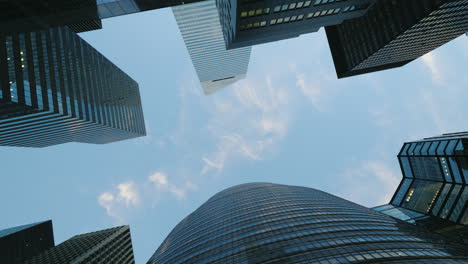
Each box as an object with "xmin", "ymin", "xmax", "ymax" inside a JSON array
[
  {"xmin": 216, "ymin": 0, "xmax": 376, "ymax": 49},
  {"xmin": 391, "ymin": 133, "xmax": 468, "ymax": 225},
  {"xmin": 24, "ymin": 225, "xmax": 135, "ymax": 264},
  {"xmin": 0, "ymin": 221, "xmax": 54, "ymax": 264},
  {"xmin": 0, "ymin": 26, "xmax": 146, "ymax": 148},
  {"xmin": 325, "ymin": 0, "xmax": 468, "ymax": 78},
  {"xmin": 172, "ymin": 0, "xmax": 251, "ymax": 95},
  {"xmin": 148, "ymin": 183, "xmax": 468, "ymax": 264}
]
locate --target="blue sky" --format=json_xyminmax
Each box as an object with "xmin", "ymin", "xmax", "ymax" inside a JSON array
[{"xmin": 1, "ymin": 8, "xmax": 468, "ymax": 263}]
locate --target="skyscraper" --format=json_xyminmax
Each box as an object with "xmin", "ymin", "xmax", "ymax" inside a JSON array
[
  {"xmin": 148, "ymin": 183, "xmax": 468, "ymax": 264},
  {"xmin": 25, "ymin": 225, "xmax": 135, "ymax": 264},
  {"xmin": 173, "ymin": 0, "xmax": 252, "ymax": 95},
  {"xmin": 0, "ymin": 0, "xmax": 207, "ymax": 33},
  {"xmin": 216, "ymin": 0, "xmax": 376, "ymax": 49},
  {"xmin": 325, "ymin": 0, "xmax": 468, "ymax": 78},
  {"xmin": 0, "ymin": 221, "xmax": 54, "ymax": 263},
  {"xmin": 0, "ymin": 26, "xmax": 146, "ymax": 147},
  {"xmin": 380, "ymin": 132, "xmax": 468, "ymax": 229}
]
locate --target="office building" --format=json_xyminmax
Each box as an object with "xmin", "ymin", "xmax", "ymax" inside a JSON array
[
  {"xmin": 376, "ymin": 132, "xmax": 468, "ymax": 243},
  {"xmin": 0, "ymin": 221, "xmax": 54, "ymax": 263},
  {"xmin": 216, "ymin": 0, "xmax": 376, "ymax": 49},
  {"xmin": 0, "ymin": 220, "xmax": 134, "ymax": 264},
  {"xmin": 325, "ymin": 0, "xmax": 468, "ymax": 78},
  {"xmin": 173, "ymin": 0, "xmax": 251, "ymax": 95},
  {"xmin": 25, "ymin": 225, "xmax": 135, "ymax": 264},
  {"xmin": 0, "ymin": 26, "xmax": 146, "ymax": 147},
  {"xmin": 148, "ymin": 182, "xmax": 468, "ymax": 264},
  {"xmin": 0, "ymin": 0, "xmax": 206, "ymax": 33}
]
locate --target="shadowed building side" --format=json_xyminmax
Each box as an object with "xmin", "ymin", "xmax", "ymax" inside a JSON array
[{"xmin": 325, "ymin": 0, "xmax": 468, "ymax": 78}]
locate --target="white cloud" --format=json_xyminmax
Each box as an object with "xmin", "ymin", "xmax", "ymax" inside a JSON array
[
  {"xmin": 296, "ymin": 73, "xmax": 323, "ymax": 112},
  {"xmin": 200, "ymin": 75, "xmax": 291, "ymax": 175},
  {"xmin": 117, "ymin": 182, "xmax": 139, "ymax": 207},
  {"xmin": 98, "ymin": 192, "xmax": 115, "ymax": 217},
  {"xmin": 97, "ymin": 181, "xmax": 140, "ymax": 222},
  {"xmin": 148, "ymin": 171, "xmax": 196, "ymax": 200},
  {"xmin": 149, "ymin": 172, "xmax": 169, "ymax": 187},
  {"xmin": 421, "ymin": 52, "xmax": 442, "ymax": 84}
]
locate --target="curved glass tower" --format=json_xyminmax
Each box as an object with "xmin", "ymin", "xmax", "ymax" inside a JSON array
[{"xmin": 148, "ymin": 183, "xmax": 468, "ymax": 264}]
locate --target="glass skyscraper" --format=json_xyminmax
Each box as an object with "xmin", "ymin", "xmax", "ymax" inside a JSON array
[
  {"xmin": 25, "ymin": 225, "xmax": 135, "ymax": 264},
  {"xmin": 1, "ymin": 220, "xmax": 135, "ymax": 264},
  {"xmin": 325, "ymin": 0, "xmax": 468, "ymax": 78},
  {"xmin": 0, "ymin": 26, "xmax": 146, "ymax": 147},
  {"xmin": 386, "ymin": 132, "xmax": 468, "ymax": 227},
  {"xmin": 172, "ymin": 0, "xmax": 252, "ymax": 95},
  {"xmin": 148, "ymin": 183, "xmax": 468, "ymax": 264},
  {"xmin": 0, "ymin": 221, "xmax": 54, "ymax": 263},
  {"xmin": 216, "ymin": 0, "xmax": 376, "ymax": 49}
]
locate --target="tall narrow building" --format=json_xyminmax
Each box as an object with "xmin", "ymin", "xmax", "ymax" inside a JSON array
[
  {"xmin": 148, "ymin": 183, "xmax": 468, "ymax": 264},
  {"xmin": 173, "ymin": 0, "xmax": 252, "ymax": 95},
  {"xmin": 216, "ymin": 0, "xmax": 377, "ymax": 49},
  {"xmin": 325, "ymin": 0, "xmax": 468, "ymax": 78},
  {"xmin": 0, "ymin": 26, "xmax": 146, "ymax": 147},
  {"xmin": 376, "ymin": 132, "xmax": 468, "ymax": 242}
]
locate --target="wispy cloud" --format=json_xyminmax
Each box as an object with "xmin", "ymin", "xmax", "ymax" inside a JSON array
[
  {"xmin": 421, "ymin": 52, "xmax": 442, "ymax": 84},
  {"xmin": 340, "ymin": 160, "xmax": 400, "ymax": 207},
  {"xmin": 296, "ymin": 73, "xmax": 323, "ymax": 112},
  {"xmin": 148, "ymin": 171, "xmax": 196, "ymax": 200},
  {"xmin": 97, "ymin": 181, "xmax": 140, "ymax": 222},
  {"xmin": 201, "ymin": 75, "xmax": 291, "ymax": 175}
]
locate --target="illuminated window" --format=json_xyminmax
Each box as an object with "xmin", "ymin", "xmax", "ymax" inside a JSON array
[{"xmin": 241, "ymin": 11, "xmax": 247, "ymax": 17}]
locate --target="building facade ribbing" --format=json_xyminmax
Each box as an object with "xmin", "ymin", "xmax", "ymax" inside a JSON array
[
  {"xmin": 25, "ymin": 225, "xmax": 135, "ymax": 264},
  {"xmin": 216, "ymin": 0, "xmax": 376, "ymax": 49},
  {"xmin": 0, "ymin": 26, "xmax": 146, "ymax": 147},
  {"xmin": 0, "ymin": 0, "xmax": 207, "ymax": 33},
  {"xmin": 325, "ymin": 0, "xmax": 468, "ymax": 78},
  {"xmin": 172, "ymin": 0, "xmax": 252, "ymax": 95},
  {"xmin": 148, "ymin": 183, "xmax": 468, "ymax": 264}
]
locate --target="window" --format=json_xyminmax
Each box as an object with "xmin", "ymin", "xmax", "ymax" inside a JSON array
[
  {"xmin": 260, "ymin": 21, "xmax": 267, "ymax": 26},
  {"xmin": 241, "ymin": 11, "xmax": 247, "ymax": 18},
  {"xmin": 320, "ymin": 10, "xmax": 327, "ymax": 16},
  {"xmin": 281, "ymin": 4, "xmax": 288, "ymax": 11},
  {"xmin": 327, "ymin": 9, "xmax": 334, "ymax": 15},
  {"xmin": 270, "ymin": 19, "xmax": 277, "ymax": 25},
  {"xmin": 277, "ymin": 18, "xmax": 284, "ymax": 23},
  {"xmin": 304, "ymin": 0, "xmax": 311, "ymax": 7},
  {"xmin": 289, "ymin": 3, "xmax": 296, "ymax": 9},
  {"xmin": 284, "ymin": 17, "xmax": 290, "ymax": 22},
  {"xmin": 297, "ymin": 2, "xmax": 304, "ymax": 8},
  {"xmin": 297, "ymin": 14, "xmax": 304, "ymax": 20},
  {"xmin": 255, "ymin": 9, "xmax": 262, "ymax": 15},
  {"xmin": 291, "ymin": 15, "xmax": 297, "ymax": 21},
  {"xmin": 248, "ymin": 10, "xmax": 255, "ymax": 16},
  {"xmin": 307, "ymin": 12, "xmax": 313, "ymax": 18},
  {"xmin": 274, "ymin": 5, "xmax": 281, "ymax": 12}
]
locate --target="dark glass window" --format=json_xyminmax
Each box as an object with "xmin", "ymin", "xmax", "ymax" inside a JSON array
[{"xmin": 401, "ymin": 180, "xmax": 443, "ymax": 214}]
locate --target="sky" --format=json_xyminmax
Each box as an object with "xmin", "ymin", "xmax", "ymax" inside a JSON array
[{"xmin": 1, "ymin": 8, "xmax": 468, "ymax": 264}]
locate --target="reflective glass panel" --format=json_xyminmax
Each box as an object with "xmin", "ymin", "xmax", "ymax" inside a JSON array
[
  {"xmin": 431, "ymin": 183, "xmax": 452, "ymax": 216},
  {"xmin": 400, "ymin": 157, "xmax": 413, "ymax": 178},
  {"xmin": 410, "ymin": 157, "xmax": 443, "ymax": 180},
  {"xmin": 445, "ymin": 140, "xmax": 459, "ymax": 155},
  {"xmin": 440, "ymin": 185, "xmax": 462, "ymax": 219},
  {"xmin": 437, "ymin": 140, "xmax": 448, "ymax": 155},
  {"xmin": 449, "ymin": 187, "xmax": 468, "ymax": 223},
  {"xmin": 428, "ymin": 141, "xmax": 439, "ymax": 155},
  {"xmin": 391, "ymin": 178, "xmax": 413, "ymax": 206},
  {"xmin": 401, "ymin": 180, "xmax": 443, "ymax": 214}
]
